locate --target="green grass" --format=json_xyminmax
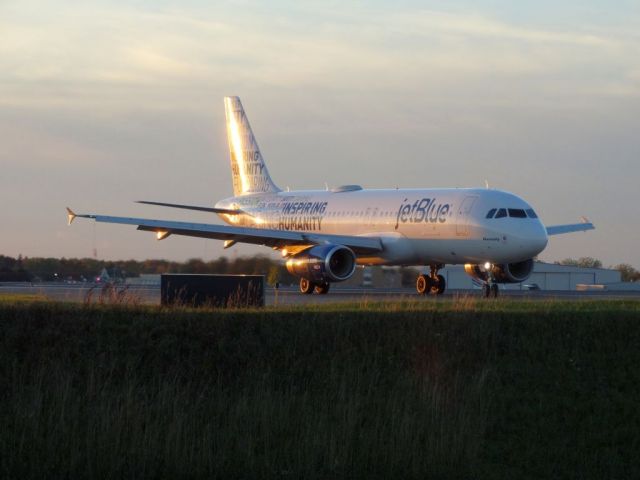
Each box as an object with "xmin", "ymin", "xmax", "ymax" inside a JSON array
[{"xmin": 1, "ymin": 298, "xmax": 639, "ymax": 479}]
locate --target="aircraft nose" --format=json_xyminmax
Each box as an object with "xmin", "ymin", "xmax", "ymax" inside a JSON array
[
  {"xmin": 508, "ymin": 220, "xmax": 548, "ymax": 258},
  {"xmin": 530, "ymin": 221, "xmax": 548, "ymax": 255}
]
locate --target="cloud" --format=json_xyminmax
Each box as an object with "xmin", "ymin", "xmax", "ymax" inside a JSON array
[
  {"xmin": 1, "ymin": 2, "xmax": 638, "ymax": 111},
  {"xmin": 0, "ymin": 1, "xmax": 638, "ymax": 264},
  {"xmin": 0, "ymin": 119, "xmax": 109, "ymax": 167},
  {"xmin": 393, "ymin": 10, "xmax": 615, "ymax": 47}
]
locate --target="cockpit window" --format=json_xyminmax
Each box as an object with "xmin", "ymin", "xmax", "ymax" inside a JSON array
[
  {"xmin": 486, "ymin": 208, "xmax": 497, "ymax": 219},
  {"xmin": 508, "ymin": 208, "xmax": 527, "ymax": 218},
  {"xmin": 495, "ymin": 208, "xmax": 507, "ymax": 218},
  {"xmin": 526, "ymin": 208, "xmax": 538, "ymax": 218}
]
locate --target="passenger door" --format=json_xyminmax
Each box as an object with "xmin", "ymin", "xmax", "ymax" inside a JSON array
[{"xmin": 456, "ymin": 196, "xmax": 478, "ymax": 236}]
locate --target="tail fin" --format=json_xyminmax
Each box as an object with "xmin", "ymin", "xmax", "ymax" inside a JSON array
[{"xmin": 224, "ymin": 96, "xmax": 280, "ymax": 196}]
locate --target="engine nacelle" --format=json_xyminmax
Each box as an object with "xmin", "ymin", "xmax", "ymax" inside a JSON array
[
  {"xmin": 464, "ymin": 264, "xmax": 489, "ymax": 282},
  {"xmin": 286, "ymin": 244, "xmax": 357, "ymax": 284},
  {"xmin": 491, "ymin": 259, "xmax": 534, "ymax": 283},
  {"xmin": 464, "ymin": 258, "xmax": 534, "ymax": 284}
]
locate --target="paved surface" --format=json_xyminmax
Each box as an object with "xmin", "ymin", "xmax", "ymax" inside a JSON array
[{"xmin": 1, "ymin": 283, "xmax": 639, "ymax": 306}]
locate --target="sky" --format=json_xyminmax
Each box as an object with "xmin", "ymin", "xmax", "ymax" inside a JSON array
[{"xmin": 1, "ymin": 0, "xmax": 639, "ymax": 267}]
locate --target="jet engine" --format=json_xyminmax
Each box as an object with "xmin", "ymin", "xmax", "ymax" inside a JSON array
[
  {"xmin": 286, "ymin": 244, "xmax": 357, "ymax": 284},
  {"xmin": 464, "ymin": 258, "xmax": 534, "ymax": 284}
]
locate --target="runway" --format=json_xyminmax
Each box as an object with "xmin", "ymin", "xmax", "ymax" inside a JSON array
[{"xmin": 1, "ymin": 282, "xmax": 639, "ymax": 306}]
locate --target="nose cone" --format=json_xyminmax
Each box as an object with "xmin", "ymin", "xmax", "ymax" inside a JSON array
[
  {"xmin": 530, "ymin": 221, "xmax": 549, "ymax": 256},
  {"xmin": 506, "ymin": 220, "xmax": 548, "ymax": 259}
]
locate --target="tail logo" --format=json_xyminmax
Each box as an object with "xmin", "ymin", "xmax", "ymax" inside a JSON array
[{"xmin": 224, "ymin": 96, "xmax": 280, "ymax": 196}]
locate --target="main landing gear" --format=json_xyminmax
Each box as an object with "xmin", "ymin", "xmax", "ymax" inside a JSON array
[
  {"xmin": 416, "ymin": 264, "xmax": 446, "ymax": 296},
  {"xmin": 482, "ymin": 282, "xmax": 499, "ymax": 298},
  {"xmin": 299, "ymin": 278, "xmax": 330, "ymax": 295}
]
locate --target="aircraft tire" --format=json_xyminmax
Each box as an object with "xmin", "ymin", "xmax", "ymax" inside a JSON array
[
  {"xmin": 299, "ymin": 278, "xmax": 316, "ymax": 294},
  {"xmin": 314, "ymin": 283, "xmax": 330, "ymax": 295},
  {"xmin": 416, "ymin": 274, "xmax": 433, "ymax": 295},
  {"xmin": 434, "ymin": 274, "xmax": 446, "ymax": 295}
]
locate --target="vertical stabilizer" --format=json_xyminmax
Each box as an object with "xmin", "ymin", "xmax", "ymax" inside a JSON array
[{"xmin": 224, "ymin": 96, "xmax": 280, "ymax": 196}]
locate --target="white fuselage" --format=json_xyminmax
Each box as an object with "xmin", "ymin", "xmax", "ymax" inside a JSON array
[
  {"xmin": 215, "ymin": 187, "xmax": 549, "ymax": 266},
  {"xmin": 66, "ymin": 96, "xmax": 593, "ymax": 295}
]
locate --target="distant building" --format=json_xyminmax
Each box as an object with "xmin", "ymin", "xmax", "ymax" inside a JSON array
[
  {"xmin": 123, "ymin": 263, "xmax": 631, "ymax": 292},
  {"xmin": 343, "ymin": 262, "xmax": 624, "ymax": 291},
  {"xmin": 96, "ymin": 268, "xmax": 110, "ymax": 283},
  {"xmin": 96, "ymin": 267, "xmax": 126, "ymax": 284},
  {"xmin": 125, "ymin": 274, "xmax": 161, "ymax": 286},
  {"xmin": 514, "ymin": 262, "xmax": 621, "ymax": 290},
  {"xmin": 343, "ymin": 266, "xmax": 406, "ymax": 289}
]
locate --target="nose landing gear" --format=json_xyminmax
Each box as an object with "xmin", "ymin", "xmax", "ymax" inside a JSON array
[
  {"xmin": 482, "ymin": 282, "xmax": 499, "ymax": 298},
  {"xmin": 416, "ymin": 264, "xmax": 446, "ymax": 295}
]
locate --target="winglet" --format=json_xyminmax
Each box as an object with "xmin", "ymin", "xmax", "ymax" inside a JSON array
[{"xmin": 66, "ymin": 207, "xmax": 76, "ymax": 226}]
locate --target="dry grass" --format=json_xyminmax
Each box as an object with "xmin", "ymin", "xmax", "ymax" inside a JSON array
[{"xmin": 83, "ymin": 283, "xmax": 142, "ymax": 306}]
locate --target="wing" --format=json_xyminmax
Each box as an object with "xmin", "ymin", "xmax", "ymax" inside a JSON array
[
  {"xmin": 546, "ymin": 219, "xmax": 595, "ymax": 236},
  {"xmin": 135, "ymin": 200, "xmax": 245, "ymax": 216},
  {"xmin": 66, "ymin": 208, "xmax": 382, "ymax": 254}
]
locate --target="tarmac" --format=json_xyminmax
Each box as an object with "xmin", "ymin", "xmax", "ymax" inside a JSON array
[{"xmin": 1, "ymin": 282, "xmax": 640, "ymax": 306}]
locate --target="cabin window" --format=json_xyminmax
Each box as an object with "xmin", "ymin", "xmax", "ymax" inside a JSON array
[
  {"xmin": 526, "ymin": 209, "xmax": 538, "ymax": 218},
  {"xmin": 508, "ymin": 208, "xmax": 527, "ymax": 218},
  {"xmin": 495, "ymin": 208, "xmax": 507, "ymax": 218},
  {"xmin": 486, "ymin": 208, "xmax": 497, "ymax": 219}
]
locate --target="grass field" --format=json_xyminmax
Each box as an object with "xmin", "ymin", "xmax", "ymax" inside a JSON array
[{"xmin": 1, "ymin": 296, "xmax": 639, "ymax": 479}]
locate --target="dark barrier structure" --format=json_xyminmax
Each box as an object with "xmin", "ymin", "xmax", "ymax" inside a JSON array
[{"xmin": 161, "ymin": 274, "xmax": 264, "ymax": 308}]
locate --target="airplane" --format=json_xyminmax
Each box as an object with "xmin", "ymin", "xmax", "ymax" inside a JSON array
[{"xmin": 67, "ymin": 96, "xmax": 595, "ymax": 297}]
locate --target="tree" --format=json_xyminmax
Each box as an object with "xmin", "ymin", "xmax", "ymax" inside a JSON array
[
  {"xmin": 182, "ymin": 258, "xmax": 208, "ymax": 274},
  {"xmin": 0, "ymin": 255, "xmax": 31, "ymax": 281},
  {"xmin": 613, "ymin": 264, "xmax": 640, "ymax": 282},
  {"xmin": 559, "ymin": 257, "xmax": 602, "ymax": 269}
]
